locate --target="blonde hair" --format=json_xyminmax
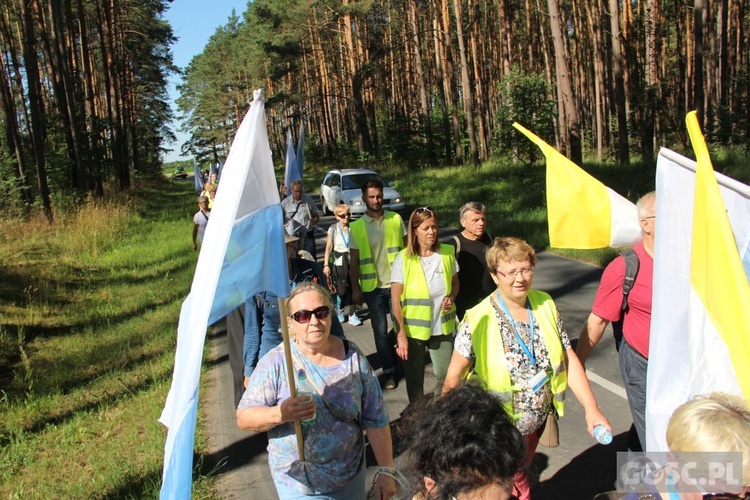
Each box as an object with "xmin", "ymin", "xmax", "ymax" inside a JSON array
[
  {"xmin": 666, "ymin": 392, "xmax": 750, "ymax": 481},
  {"xmin": 333, "ymin": 203, "xmax": 350, "ymax": 218},
  {"xmin": 485, "ymin": 236, "xmax": 537, "ymax": 271},
  {"xmin": 286, "ymin": 282, "xmax": 333, "ymax": 316},
  {"xmin": 406, "ymin": 207, "xmax": 440, "ymax": 257}
]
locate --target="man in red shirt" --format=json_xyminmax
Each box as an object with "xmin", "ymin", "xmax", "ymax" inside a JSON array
[{"xmin": 577, "ymin": 191, "xmax": 655, "ymax": 451}]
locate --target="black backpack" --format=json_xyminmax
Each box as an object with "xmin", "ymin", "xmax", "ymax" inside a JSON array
[{"xmin": 612, "ymin": 248, "xmax": 640, "ymax": 351}]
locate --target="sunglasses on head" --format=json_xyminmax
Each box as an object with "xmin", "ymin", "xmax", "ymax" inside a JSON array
[
  {"xmin": 290, "ymin": 305, "xmax": 331, "ymax": 323},
  {"xmin": 415, "ymin": 206, "xmax": 434, "ymax": 216}
]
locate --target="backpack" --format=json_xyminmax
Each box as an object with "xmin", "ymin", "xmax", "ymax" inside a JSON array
[{"xmin": 611, "ymin": 248, "xmax": 640, "ymax": 351}]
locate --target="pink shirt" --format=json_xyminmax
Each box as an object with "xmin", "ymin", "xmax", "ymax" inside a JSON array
[{"xmin": 591, "ymin": 241, "xmax": 653, "ymax": 358}]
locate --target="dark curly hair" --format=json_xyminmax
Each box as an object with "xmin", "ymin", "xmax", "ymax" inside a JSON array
[{"xmin": 403, "ymin": 383, "xmax": 527, "ymax": 499}]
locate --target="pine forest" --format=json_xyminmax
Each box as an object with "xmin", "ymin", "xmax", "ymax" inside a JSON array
[{"xmin": 1, "ymin": 0, "xmax": 749, "ymax": 220}]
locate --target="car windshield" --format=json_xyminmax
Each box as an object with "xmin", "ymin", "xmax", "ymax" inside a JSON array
[{"xmin": 342, "ymin": 173, "xmax": 387, "ymax": 190}]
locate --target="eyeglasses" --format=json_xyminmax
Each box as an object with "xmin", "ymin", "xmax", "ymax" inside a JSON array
[
  {"xmin": 496, "ymin": 267, "xmax": 535, "ymax": 280},
  {"xmin": 415, "ymin": 206, "xmax": 434, "ymax": 216},
  {"xmin": 336, "ymin": 213, "xmax": 350, "ymax": 218},
  {"xmin": 290, "ymin": 305, "xmax": 331, "ymax": 323}
]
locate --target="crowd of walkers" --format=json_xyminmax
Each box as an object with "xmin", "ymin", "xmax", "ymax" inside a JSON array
[{"xmin": 189, "ymin": 172, "xmax": 749, "ymax": 499}]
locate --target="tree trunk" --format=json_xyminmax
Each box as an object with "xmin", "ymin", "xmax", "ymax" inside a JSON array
[
  {"xmin": 694, "ymin": 0, "xmax": 705, "ymax": 123},
  {"xmin": 609, "ymin": 0, "xmax": 630, "ymax": 165},
  {"xmin": 453, "ymin": 0, "xmax": 479, "ymax": 165},
  {"xmin": 19, "ymin": 0, "xmax": 53, "ymax": 222},
  {"xmin": 547, "ymin": 0, "xmax": 581, "ymax": 163}
]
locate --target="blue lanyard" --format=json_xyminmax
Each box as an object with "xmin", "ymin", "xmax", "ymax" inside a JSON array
[
  {"xmin": 497, "ymin": 293, "xmax": 536, "ymax": 365},
  {"xmin": 337, "ymin": 223, "xmax": 349, "ymax": 248}
]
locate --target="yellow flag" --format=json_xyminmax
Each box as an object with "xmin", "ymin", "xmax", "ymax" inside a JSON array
[
  {"xmin": 686, "ymin": 111, "xmax": 750, "ymax": 402},
  {"xmin": 513, "ymin": 123, "xmax": 640, "ymax": 249}
]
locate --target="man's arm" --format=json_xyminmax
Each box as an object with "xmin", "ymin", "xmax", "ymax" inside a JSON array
[{"xmin": 576, "ymin": 312, "xmax": 610, "ymax": 366}]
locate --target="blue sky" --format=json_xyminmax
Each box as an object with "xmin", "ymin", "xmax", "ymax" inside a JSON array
[{"xmin": 162, "ymin": 0, "xmax": 249, "ymax": 163}]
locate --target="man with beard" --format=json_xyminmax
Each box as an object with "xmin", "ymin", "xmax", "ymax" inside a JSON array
[{"xmin": 350, "ymin": 178, "xmax": 405, "ymax": 390}]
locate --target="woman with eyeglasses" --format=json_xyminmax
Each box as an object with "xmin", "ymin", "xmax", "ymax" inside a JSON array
[
  {"xmin": 323, "ymin": 204, "xmax": 362, "ymax": 326},
  {"xmin": 237, "ymin": 282, "xmax": 397, "ymax": 499},
  {"xmin": 391, "ymin": 206, "xmax": 459, "ymax": 403},
  {"xmin": 442, "ymin": 236, "xmax": 610, "ymax": 500}
]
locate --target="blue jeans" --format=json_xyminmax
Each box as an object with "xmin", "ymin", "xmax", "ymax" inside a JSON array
[
  {"xmin": 363, "ymin": 287, "xmax": 396, "ymax": 373},
  {"xmin": 243, "ymin": 292, "xmax": 282, "ymax": 378}
]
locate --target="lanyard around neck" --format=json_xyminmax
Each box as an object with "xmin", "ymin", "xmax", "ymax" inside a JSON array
[
  {"xmin": 497, "ymin": 293, "xmax": 536, "ymax": 365},
  {"xmin": 337, "ymin": 223, "xmax": 349, "ymax": 248}
]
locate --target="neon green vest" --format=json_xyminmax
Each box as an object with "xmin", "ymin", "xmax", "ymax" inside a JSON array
[
  {"xmin": 465, "ymin": 289, "xmax": 567, "ymax": 420},
  {"xmin": 350, "ymin": 212, "xmax": 403, "ymax": 292},
  {"xmin": 398, "ymin": 244, "xmax": 456, "ymax": 340}
]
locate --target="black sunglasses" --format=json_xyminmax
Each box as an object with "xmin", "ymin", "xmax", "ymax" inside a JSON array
[
  {"xmin": 290, "ymin": 305, "xmax": 331, "ymax": 323},
  {"xmin": 415, "ymin": 206, "xmax": 434, "ymax": 216}
]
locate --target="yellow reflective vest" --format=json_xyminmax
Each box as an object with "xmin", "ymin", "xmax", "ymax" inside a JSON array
[
  {"xmin": 398, "ymin": 244, "xmax": 457, "ymax": 340},
  {"xmin": 350, "ymin": 212, "xmax": 403, "ymax": 292},
  {"xmin": 464, "ymin": 289, "xmax": 567, "ymax": 420}
]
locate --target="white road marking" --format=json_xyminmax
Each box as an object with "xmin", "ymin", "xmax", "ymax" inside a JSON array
[{"xmin": 586, "ymin": 370, "xmax": 628, "ymax": 399}]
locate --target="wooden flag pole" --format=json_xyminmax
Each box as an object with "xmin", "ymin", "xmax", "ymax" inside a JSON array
[{"xmin": 278, "ymin": 296, "xmax": 305, "ymax": 462}]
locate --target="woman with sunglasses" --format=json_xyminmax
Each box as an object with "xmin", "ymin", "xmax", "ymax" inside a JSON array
[
  {"xmin": 237, "ymin": 282, "xmax": 397, "ymax": 499},
  {"xmin": 391, "ymin": 206, "xmax": 459, "ymax": 403},
  {"xmin": 323, "ymin": 204, "xmax": 362, "ymax": 326},
  {"xmin": 442, "ymin": 236, "xmax": 610, "ymax": 500}
]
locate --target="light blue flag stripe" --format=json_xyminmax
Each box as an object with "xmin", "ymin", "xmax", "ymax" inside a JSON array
[
  {"xmin": 284, "ymin": 128, "xmax": 298, "ymax": 193},
  {"xmin": 209, "ymin": 204, "xmax": 290, "ymax": 325},
  {"xmin": 160, "ymin": 392, "xmax": 197, "ymax": 499}
]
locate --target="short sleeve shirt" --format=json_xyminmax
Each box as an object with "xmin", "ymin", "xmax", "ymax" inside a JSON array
[
  {"xmin": 282, "ymin": 194, "xmax": 319, "ymax": 237},
  {"xmin": 193, "ymin": 210, "xmax": 209, "ymax": 243},
  {"xmin": 238, "ymin": 339, "xmax": 388, "ymax": 494},
  {"xmin": 349, "ymin": 212, "xmax": 406, "ymax": 288},
  {"xmin": 391, "ymin": 251, "xmax": 459, "ymax": 336},
  {"xmin": 591, "ymin": 241, "xmax": 653, "ymax": 358},
  {"xmin": 454, "ymin": 299, "xmax": 570, "ymax": 435}
]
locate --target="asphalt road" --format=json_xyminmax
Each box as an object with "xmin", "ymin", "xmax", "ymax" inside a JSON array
[{"xmin": 202, "ymin": 201, "xmax": 632, "ymax": 500}]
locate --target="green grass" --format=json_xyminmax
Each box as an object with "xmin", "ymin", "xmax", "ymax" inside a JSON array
[{"xmin": 0, "ymin": 180, "xmax": 214, "ymax": 498}]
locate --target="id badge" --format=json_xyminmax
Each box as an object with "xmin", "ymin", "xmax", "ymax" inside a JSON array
[{"xmin": 529, "ymin": 369, "xmax": 549, "ymax": 393}]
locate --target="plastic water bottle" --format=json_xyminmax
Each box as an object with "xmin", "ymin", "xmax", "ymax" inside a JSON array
[
  {"xmin": 593, "ymin": 425, "xmax": 613, "ymax": 445},
  {"xmin": 296, "ymin": 369, "xmax": 316, "ymax": 425}
]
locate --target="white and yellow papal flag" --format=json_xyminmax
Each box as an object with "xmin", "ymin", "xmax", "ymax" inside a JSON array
[
  {"xmin": 646, "ymin": 112, "xmax": 750, "ymax": 452},
  {"xmin": 513, "ymin": 122, "xmax": 641, "ymax": 249}
]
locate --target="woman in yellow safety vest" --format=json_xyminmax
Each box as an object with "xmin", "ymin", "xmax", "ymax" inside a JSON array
[
  {"xmin": 442, "ymin": 236, "xmax": 611, "ymax": 500},
  {"xmin": 391, "ymin": 206, "xmax": 459, "ymax": 403}
]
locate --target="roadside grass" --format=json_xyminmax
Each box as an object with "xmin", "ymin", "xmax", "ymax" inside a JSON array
[{"xmin": 0, "ymin": 180, "xmax": 214, "ymax": 498}]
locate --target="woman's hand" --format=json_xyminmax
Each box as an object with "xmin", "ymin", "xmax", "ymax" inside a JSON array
[
  {"xmin": 375, "ymin": 473, "xmax": 398, "ymax": 499},
  {"xmin": 279, "ymin": 395, "xmax": 316, "ymax": 423},
  {"xmin": 323, "ymin": 264, "xmax": 331, "ymax": 277},
  {"xmin": 441, "ymin": 295, "xmax": 454, "ymax": 312},
  {"xmin": 584, "ymin": 407, "xmax": 611, "ymax": 437},
  {"xmin": 395, "ymin": 332, "xmax": 409, "ymax": 360}
]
